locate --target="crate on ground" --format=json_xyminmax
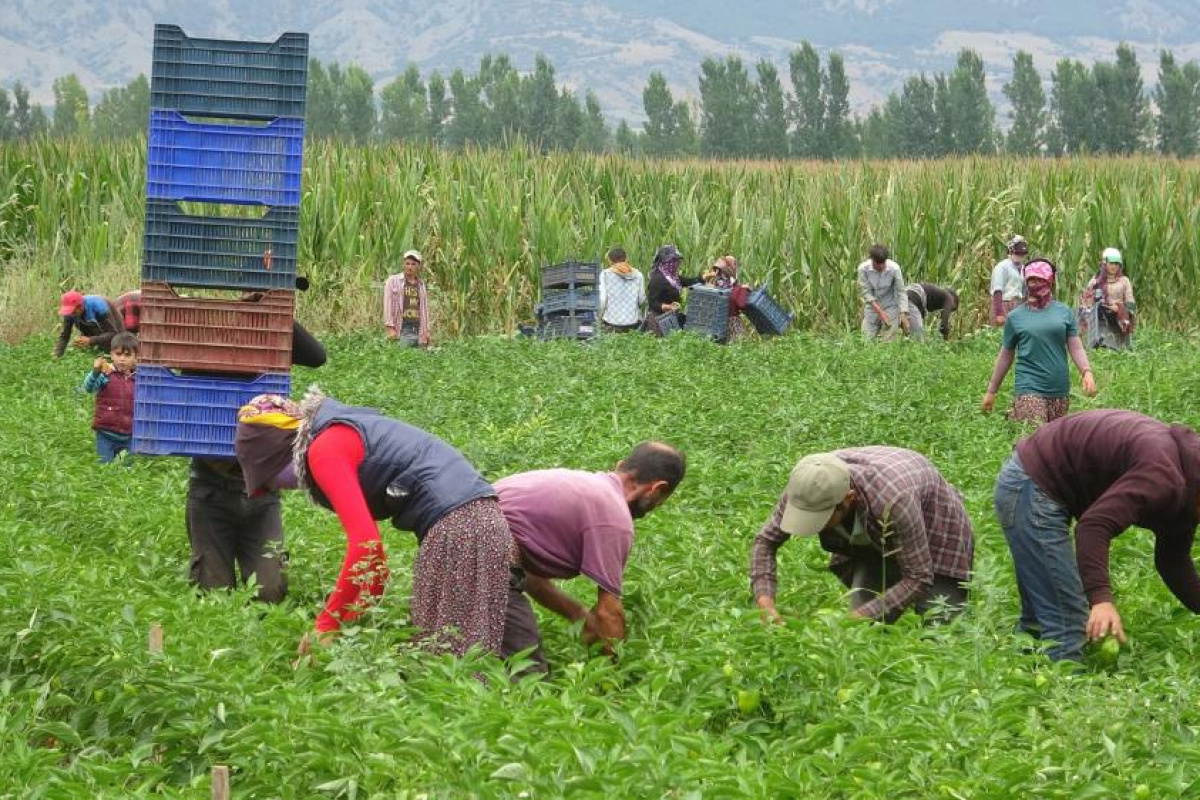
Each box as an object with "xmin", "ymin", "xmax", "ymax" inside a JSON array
[
  {"xmin": 141, "ymin": 199, "xmax": 298, "ymax": 290},
  {"xmin": 684, "ymin": 286, "xmax": 731, "ymax": 340},
  {"xmin": 146, "ymin": 109, "xmax": 305, "ymax": 206},
  {"xmin": 138, "ymin": 282, "xmax": 295, "ymax": 374},
  {"xmin": 151, "ymin": 25, "xmax": 309, "ymax": 121},
  {"xmin": 541, "ymin": 261, "xmax": 599, "ymax": 289},
  {"xmin": 539, "ymin": 287, "xmax": 598, "ymax": 315},
  {"xmin": 744, "ymin": 286, "xmax": 794, "ymax": 336},
  {"xmin": 538, "ymin": 315, "xmax": 596, "ymax": 340},
  {"xmin": 656, "ymin": 310, "xmax": 681, "ymax": 336},
  {"xmin": 133, "ymin": 367, "xmax": 291, "ymax": 458}
]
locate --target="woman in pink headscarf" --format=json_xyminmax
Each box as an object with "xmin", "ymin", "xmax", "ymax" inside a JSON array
[{"xmin": 981, "ymin": 259, "xmax": 1098, "ymax": 425}]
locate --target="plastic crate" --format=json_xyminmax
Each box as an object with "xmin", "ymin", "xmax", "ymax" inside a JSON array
[
  {"xmin": 744, "ymin": 286, "xmax": 794, "ymax": 336},
  {"xmin": 684, "ymin": 286, "xmax": 731, "ymax": 340},
  {"xmin": 141, "ymin": 199, "xmax": 298, "ymax": 290},
  {"xmin": 151, "ymin": 25, "xmax": 309, "ymax": 121},
  {"xmin": 132, "ymin": 367, "xmax": 291, "ymax": 458},
  {"xmin": 540, "ymin": 288, "xmax": 598, "ymax": 315},
  {"xmin": 138, "ymin": 282, "xmax": 295, "ymax": 374},
  {"xmin": 538, "ymin": 316, "xmax": 596, "ymax": 340},
  {"xmin": 541, "ymin": 261, "xmax": 599, "ymax": 289},
  {"xmin": 656, "ymin": 311, "xmax": 681, "ymax": 336},
  {"xmin": 146, "ymin": 109, "xmax": 305, "ymax": 206}
]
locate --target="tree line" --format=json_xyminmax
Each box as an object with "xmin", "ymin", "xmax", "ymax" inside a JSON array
[{"xmin": 2, "ymin": 41, "xmax": 1198, "ymax": 158}]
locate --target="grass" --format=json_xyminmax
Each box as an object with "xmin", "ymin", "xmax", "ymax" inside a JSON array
[{"xmin": 3, "ymin": 329, "xmax": 1200, "ymax": 797}]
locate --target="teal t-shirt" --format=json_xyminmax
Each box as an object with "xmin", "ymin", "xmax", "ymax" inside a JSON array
[{"xmin": 1003, "ymin": 301, "xmax": 1077, "ymax": 397}]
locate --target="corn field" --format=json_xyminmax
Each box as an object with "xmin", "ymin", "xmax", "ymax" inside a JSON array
[{"xmin": 2, "ymin": 136, "xmax": 1199, "ymax": 341}]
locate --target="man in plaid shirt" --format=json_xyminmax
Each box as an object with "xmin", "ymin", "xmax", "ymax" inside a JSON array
[{"xmin": 751, "ymin": 447, "xmax": 974, "ymax": 623}]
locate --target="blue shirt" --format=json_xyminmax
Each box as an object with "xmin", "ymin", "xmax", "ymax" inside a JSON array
[{"xmin": 1003, "ymin": 301, "xmax": 1077, "ymax": 397}]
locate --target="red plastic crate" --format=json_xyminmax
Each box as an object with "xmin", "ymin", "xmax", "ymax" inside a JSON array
[{"xmin": 138, "ymin": 281, "xmax": 295, "ymax": 374}]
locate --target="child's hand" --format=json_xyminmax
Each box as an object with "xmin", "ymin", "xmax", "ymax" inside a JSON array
[{"xmin": 93, "ymin": 357, "xmax": 112, "ymax": 374}]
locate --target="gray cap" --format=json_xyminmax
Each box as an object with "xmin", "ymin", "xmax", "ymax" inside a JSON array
[{"xmin": 779, "ymin": 453, "xmax": 851, "ymax": 537}]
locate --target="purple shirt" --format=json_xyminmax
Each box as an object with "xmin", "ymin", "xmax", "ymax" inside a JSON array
[{"xmin": 495, "ymin": 469, "xmax": 634, "ymax": 596}]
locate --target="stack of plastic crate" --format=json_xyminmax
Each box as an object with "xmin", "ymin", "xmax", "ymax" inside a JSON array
[
  {"xmin": 537, "ymin": 260, "xmax": 599, "ymax": 340},
  {"xmin": 133, "ymin": 24, "xmax": 308, "ymax": 458}
]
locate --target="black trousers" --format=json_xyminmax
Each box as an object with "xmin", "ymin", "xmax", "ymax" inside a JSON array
[
  {"xmin": 848, "ymin": 555, "xmax": 968, "ymax": 623},
  {"xmin": 499, "ymin": 566, "xmax": 549, "ymax": 673},
  {"xmin": 186, "ymin": 460, "xmax": 287, "ymax": 603}
]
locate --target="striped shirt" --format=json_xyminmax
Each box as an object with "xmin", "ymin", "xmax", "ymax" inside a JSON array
[{"xmin": 750, "ymin": 447, "xmax": 974, "ymax": 620}]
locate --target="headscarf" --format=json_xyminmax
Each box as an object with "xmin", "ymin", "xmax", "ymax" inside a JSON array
[
  {"xmin": 1023, "ymin": 260, "xmax": 1055, "ymax": 310},
  {"xmin": 652, "ymin": 244, "xmax": 683, "ymax": 291},
  {"xmin": 235, "ymin": 394, "xmax": 302, "ymax": 495},
  {"xmin": 711, "ymin": 255, "xmax": 739, "ymax": 289}
]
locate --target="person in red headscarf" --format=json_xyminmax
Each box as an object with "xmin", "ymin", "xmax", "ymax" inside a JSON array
[{"xmin": 981, "ymin": 259, "xmax": 1098, "ymax": 425}]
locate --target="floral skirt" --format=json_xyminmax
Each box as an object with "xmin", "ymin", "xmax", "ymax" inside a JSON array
[
  {"xmin": 1008, "ymin": 395, "xmax": 1069, "ymax": 426},
  {"xmin": 411, "ymin": 497, "xmax": 512, "ymax": 656}
]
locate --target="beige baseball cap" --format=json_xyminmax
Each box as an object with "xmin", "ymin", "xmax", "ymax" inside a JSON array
[
  {"xmin": 779, "ymin": 453, "xmax": 851, "ymax": 536},
  {"xmin": 403, "ymin": 249, "xmax": 423, "ymax": 263}
]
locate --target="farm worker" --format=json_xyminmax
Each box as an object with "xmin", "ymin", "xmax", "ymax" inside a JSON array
[
  {"xmin": 751, "ymin": 448, "xmax": 974, "ymax": 624},
  {"xmin": 185, "ymin": 321, "xmax": 326, "ymax": 605},
  {"xmin": 1079, "ymin": 247, "xmax": 1136, "ymax": 349},
  {"xmin": 494, "ymin": 442, "xmax": 686, "ymax": 671},
  {"xmin": 645, "ymin": 244, "xmax": 703, "ymax": 335},
  {"xmin": 234, "ymin": 389, "xmax": 513, "ymax": 658},
  {"xmin": 597, "ymin": 246, "xmax": 647, "ymax": 333},
  {"xmin": 114, "ymin": 289, "xmax": 141, "ymax": 334},
  {"xmin": 81, "ymin": 331, "xmax": 138, "ymax": 463},
  {"xmin": 981, "ymin": 259, "xmax": 1098, "ymax": 426},
  {"xmin": 857, "ymin": 244, "xmax": 910, "ymax": 341},
  {"xmin": 703, "ymin": 255, "xmax": 752, "ymax": 342},
  {"xmin": 990, "ymin": 235, "xmax": 1029, "ymax": 326},
  {"xmin": 994, "ymin": 410, "xmax": 1200, "ymax": 662},
  {"xmin": 53, "ymin": 290, "xmax": 124, "ymax": 358},
  {"xmin": 904, "ymin": 282, "xmax": 959, "ymax": 341},
  {"xmin": 383, "ymin": 249, "xmax": 431, "ymax": 347}
]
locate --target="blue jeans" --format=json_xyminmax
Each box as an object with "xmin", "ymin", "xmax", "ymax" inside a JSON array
[
  {"xmin": 994, "ymin": 453, "xmax": 1088, "ymax": 661},
  {"xmin": 96, "ymin": 430, "xmax": 132, "ymax": 464}
]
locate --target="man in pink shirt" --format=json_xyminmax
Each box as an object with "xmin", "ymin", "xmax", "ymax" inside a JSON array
[{"xmin": 496, "ymin": 441, "xmax": 686, "ymax": 671}]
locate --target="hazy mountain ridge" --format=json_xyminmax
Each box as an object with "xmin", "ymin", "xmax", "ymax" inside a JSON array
[{"xmin": 3, "ymin": 0, "xmax": 1198, "ymax": 123}]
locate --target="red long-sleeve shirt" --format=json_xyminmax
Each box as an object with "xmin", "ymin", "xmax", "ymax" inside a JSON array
[{"xmin": 306, "ymin": 424, "xmax": 391, "ymax": 632}]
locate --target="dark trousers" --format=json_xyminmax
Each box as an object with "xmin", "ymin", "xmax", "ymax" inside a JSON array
[
  {"xmin": 848, "ymin": 556, "xmax": 968, "ymax": 623},
  {"xmin": 186, "ymin": 460, "xmax": 287, "ymax": 603},
  {"xmin": 291, "ymin": 321, "xmax": 327, "ymax": 368},
  {"xmin": 500, "ymin": 566, "xmax": 549, "ymax": 673}
]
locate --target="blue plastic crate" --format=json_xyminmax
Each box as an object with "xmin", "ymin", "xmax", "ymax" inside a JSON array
[
  {"xmin": 684, "ymin": 286, "xmax": 731, "ymax": 340},
  {"xmin": 540, "ymin": 288, "xmax": 598, "ymax": 315},
  {"xmin": 146, "ymin": 109, "xmax": 304, "ymax": 206},
  {"xmin": 132, "ymin": 367, "xmax": 291, "ymax": 458},
  {"xmin": 655, "ymin": 311, "xmax": 681, "ymax": 336},
  {"xmin": 142, "ymin": 199, "xmax": 298, "ymax": 290},
  {"xmin": 151, "ymin": 25, "xmax": 309, "ymax": 121},
  {"xmin": 541, "ymin": 261, "xmax": 599, "ymax": 289},
  {"xmin": 744, "ymin": 286, "xmax": 794, "ymax": 336}
]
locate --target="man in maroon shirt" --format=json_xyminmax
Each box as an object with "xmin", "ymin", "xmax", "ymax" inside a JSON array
[{"xmin": 994, "ymin": 410, "xmax": 1200, "ymax": 661}]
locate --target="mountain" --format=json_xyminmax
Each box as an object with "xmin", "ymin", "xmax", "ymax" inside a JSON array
[{"xmin": 3, "ymin": 0, "xmax": 1199, "ymax": 125}]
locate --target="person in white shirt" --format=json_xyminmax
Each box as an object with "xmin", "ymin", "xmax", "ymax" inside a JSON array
[
  {"xmin": 857, "ymin": 244, "xmax": 909, "ymax": 341},
  {"xmin": 990, "ymin": 235, "xmax": 1028, "ymax": 326},
  {"xmin": 597, "ymin": 247, "xmax": 646, "ymax": 333}
]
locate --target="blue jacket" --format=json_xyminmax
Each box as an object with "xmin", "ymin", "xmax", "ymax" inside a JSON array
[{"xmin": 307, "ymin": 399, "xmax": 495, "ymax": 540}]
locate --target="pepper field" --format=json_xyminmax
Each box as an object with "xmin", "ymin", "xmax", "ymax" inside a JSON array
[{"xmin": 3, "ymin": 328, "xmax": 1200, "ymax": 797}]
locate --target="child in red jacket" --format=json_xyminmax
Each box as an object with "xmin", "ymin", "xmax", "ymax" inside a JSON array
[{"xmin": 82, "ymin": 332, "xmax": 138, "ymax": 463}]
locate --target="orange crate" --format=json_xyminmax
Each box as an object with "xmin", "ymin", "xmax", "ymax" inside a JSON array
[{"xmin": 138, "ymin": 281, "xmax": 295, "ymax": 374}]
